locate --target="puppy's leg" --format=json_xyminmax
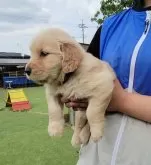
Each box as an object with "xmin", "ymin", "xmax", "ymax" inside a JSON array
[
  {"xmin": 71, "ymin": 110, "xmax": 87, "ymax": 148},
  {"xmin": 86, "ymin": 97, "xmax": 110, "ymax": 142},
  {"xmin": 45, "ymin": 84, "xmax": 64, "ymax": 137},
  {"xmin": 79, "ymin": 122, "xmax": 90, "ymax": 145}
]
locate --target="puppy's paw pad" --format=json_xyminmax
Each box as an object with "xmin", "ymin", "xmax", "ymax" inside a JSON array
[
  {"xmin": 48, "ymin": 122, "xmax": 64, "ymax": 137},
  {"xmin": 79, "ymin": 132, "xmax": 90, "ymax": 145},
  {"xmin": 91, "ymin": 131, "xmax": 103, "ymax": 142}
]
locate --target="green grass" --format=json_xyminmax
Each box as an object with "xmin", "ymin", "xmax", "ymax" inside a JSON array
[{"xmin": 0, "ymin": 87, "xmax": 78, "ymax": 165}]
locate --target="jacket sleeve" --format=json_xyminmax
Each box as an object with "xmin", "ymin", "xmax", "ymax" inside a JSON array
[{"xmin": 87, "ymin": 26, "xmax": 102, "ymax": 59}]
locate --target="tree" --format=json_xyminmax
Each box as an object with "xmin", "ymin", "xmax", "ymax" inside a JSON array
[{"xmin": 91, "ymin": 0, "xmax": 133, "ymax": 24}]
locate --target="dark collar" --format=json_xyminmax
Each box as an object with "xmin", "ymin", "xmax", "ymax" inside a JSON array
[
  {"xmin": 133, "ymin": 6, "xmax": 151, "ymax": 11},
  {"xmin": 56, "ymin": 70, "xmax": 75, "ymax": 86},
  {"xmin": 62, "ymin": 72, "xmax": 74, "ymax": 84}
]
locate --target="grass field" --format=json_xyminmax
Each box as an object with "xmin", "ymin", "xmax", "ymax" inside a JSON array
[{"xmin": 0, "ymin": 87, "xmax": 78, "ymax": 165}]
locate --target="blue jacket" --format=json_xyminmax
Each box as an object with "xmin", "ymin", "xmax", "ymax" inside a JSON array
[{"xmin": 100, "ymin": 8, "xmax": 151, "ymax": 95}]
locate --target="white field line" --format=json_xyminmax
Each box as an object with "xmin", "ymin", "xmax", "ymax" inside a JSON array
[
  {"xmin": 29, "ymin": 111, "xmax": 48, "ymax": 115},
  {"xmin": 28, "ymin": 97, "xmax": 48, "ymax": 115}
]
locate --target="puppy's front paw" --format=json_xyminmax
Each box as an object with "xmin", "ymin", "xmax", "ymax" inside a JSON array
[
  {"xmin": 71, "ymin": 133, "xmax": 81, "ymax": 148},
  {"xmin": 80, "ymin": 123, "xmax": 90, "ymax": 145},
  {"xmin": 48, "ymin": 120, "xmax": 64, "ymax": 137},
  {"xmin": 90, "ymin": 128, "xmax": 103, "ymax": 142}
]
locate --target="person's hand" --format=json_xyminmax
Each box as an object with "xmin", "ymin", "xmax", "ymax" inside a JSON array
[
  {"xmin": 61, "ymin": 79, "xmax": 127, "ymax": 112},
  {"xmin": 107, "ymin": 79, "xmax": 127, "ymax": 112},
  {"xmin": 61, "ymin": 97, "xmax": 88, "ymax": 111}
]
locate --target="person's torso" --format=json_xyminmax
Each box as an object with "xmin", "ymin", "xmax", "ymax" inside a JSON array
[
  {"xmin": 77, "ymin": 8, "xmax": 151, "ymax": 165},
  {"xmin": 100, "ymin": 8, "xmax": 151, "ymax": 95}
]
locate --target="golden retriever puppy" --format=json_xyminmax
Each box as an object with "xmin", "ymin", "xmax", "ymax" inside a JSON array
[{"xmin": 25, "ymin": 28, "xmax": 116, "ymax": 147}]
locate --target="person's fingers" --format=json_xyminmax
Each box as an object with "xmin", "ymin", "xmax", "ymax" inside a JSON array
[
  {"xmin": 77, "ymin": 108, "xmax": 87, "ymax": 111},
  {"xmin": 76, "ymin": 102, "xmax": 88, "ymax": 108},
  {"xmin": 73, "ymin": 108, "xmax": 86, "ymax": 111},
  {"xmin": 70, "ymin": 97, "xmax": 87, "ymax": 102},
  {"xmin": 61, "ymin": 97, "xmax": 70, "ymax": 103},
  {"xmin": 73, "ymin": 108, "xmax": 78, "ymax": 111},
  {"xmin": 61, "ymin": 95, "xmax": 88, "ymax": 104},
  {"xmin": 65, "ymin": 103, "xmax": 87, "ymax": 111},
  {"xmin": 65, "ymin": 102, "xmax": 88, "ymax": 109},
  {"xmin": 61, "ymin": 96, "xmax": 76, "ymax": 103}
]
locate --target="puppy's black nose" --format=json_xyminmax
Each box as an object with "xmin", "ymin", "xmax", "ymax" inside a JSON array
[{"xmin": 25, "ymin": 67, "xmax": 31, "ymax": 76}]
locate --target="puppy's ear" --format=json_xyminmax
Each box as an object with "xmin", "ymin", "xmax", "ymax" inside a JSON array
[{"xmin": 60, "ymin": 42, "xmax": 83, "ymax": 73}]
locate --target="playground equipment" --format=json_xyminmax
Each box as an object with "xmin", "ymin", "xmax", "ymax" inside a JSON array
[
  {"xmin": 6, "ymin": 89, "xmax": 31, "ymax": 111},
  {"xmin": 3, "ymin": 76, "xmax": 36, "ymax": 88}
]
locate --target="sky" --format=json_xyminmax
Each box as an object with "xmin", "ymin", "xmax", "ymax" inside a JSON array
[{"xmin": 0, "ymin": 0, "xmax": 102, "ymax": 55}]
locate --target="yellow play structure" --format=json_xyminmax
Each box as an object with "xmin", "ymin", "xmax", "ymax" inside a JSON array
[{"xmin": 6, "ymin": 89, "xmax": 31, "ymax": 111}]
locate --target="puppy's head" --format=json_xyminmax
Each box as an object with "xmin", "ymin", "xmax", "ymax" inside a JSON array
[{"xmin": 25, "ymin": 28, "xmax": 84, "ymax": 84}]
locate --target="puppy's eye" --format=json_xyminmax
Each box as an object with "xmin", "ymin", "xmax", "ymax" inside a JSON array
[{"xmin": 40, "ymin": 51, "xmax": 49, "ymax": 57}]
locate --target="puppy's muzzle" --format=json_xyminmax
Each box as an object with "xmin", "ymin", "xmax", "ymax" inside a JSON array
[{"xmin": 25, "ymin": 67, "xmax": 32, "ymax": 76}]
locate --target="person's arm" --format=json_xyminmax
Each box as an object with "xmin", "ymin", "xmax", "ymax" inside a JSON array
[
  {"xmin": 62, "ymin": 79, "xmax": 151, "ymax": 123},
  {"xmin": 86, "ymin": 25, "xmax": 151, "ymax": 122},
  {"xmin": 110, "ymin": 79, "xmax": 151, "ymax": 123},
  {"xmin": 87, "ymin": 26, "xmax": 102, "ymax": 59}
]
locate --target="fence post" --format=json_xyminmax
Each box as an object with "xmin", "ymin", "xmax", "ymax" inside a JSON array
[{"xmin": 69, "ymin": 108, "xmax": 75, "ymax": 126}]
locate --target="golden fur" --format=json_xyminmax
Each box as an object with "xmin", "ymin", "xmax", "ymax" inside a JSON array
[{"xmin": 26, "ymin": 28, "xmax": 116, "ymax": 147}]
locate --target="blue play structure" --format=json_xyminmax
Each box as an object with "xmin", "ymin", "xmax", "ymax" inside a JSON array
[
  {"xmin": 0, "ymin": 52, "xmax": 37, "ymax": 88},
  {"xmin": 3, "ymin": 76, "xmax": 35, "ymax": 88}
]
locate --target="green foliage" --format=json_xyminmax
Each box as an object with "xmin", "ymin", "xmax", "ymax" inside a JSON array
[{"xmin": 92, "ymin": 0, "xmax": 133, "ymax": 24}]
